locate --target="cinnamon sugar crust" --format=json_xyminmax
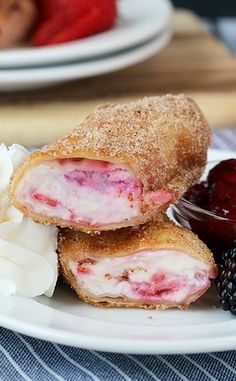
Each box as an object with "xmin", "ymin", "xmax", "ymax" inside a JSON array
[
  {"xmin": 58, "ymin": 218, "xmax": 218, "ymax": 309},
  {"xmin": 61, "ymin": 286, "xmax": 208, "ymax": 310},
  {"xmin": 9, "ymin": 94, "xmax": 211, "ymax": 231}
]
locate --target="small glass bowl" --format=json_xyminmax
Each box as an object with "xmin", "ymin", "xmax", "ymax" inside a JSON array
[{"xmin": 172, "ymin": 160, "xmax": 236, "ymax": 261}]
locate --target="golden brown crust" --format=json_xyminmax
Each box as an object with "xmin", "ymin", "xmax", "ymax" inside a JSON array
[
  {"xmin": 58, "ymin": 218, "xmax": 218, "ymax": 309},
  {"xmin": 59, "ymin": 217, "xmax": 216, "ymax": 268},
  {"xmin": 61, "ymin": 280, "xmax": 210, "ymax": 310},
  {"xmin": 9, "ymin": 94, "xmax": 211, "ymax": 231}
]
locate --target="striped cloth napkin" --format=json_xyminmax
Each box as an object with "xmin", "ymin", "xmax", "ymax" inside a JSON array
[{"xmin": 0, "ymin": 127, "xmax": 236, "ymax": 381}]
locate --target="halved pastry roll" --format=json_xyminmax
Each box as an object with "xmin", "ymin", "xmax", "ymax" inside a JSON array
[
  {"xmin": 9, "ymin": 94, "xmax": 210, "ymax": 232},
  {"xmin": 58, "ymin": 219, "xmax": 217, "ymax": 309}
]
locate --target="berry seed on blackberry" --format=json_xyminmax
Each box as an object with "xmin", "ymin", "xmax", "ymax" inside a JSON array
[
  {"xmin": 221, "ymin": 279, "xmax": 228, "ymax": 288},
  {"xmin": 218, "ymin": 263, "xmax": 224, "ymax": 271},
  {"xmin": 221, "ymin": 299, "xmax": 230, "ymax": 311},
  {"xmin": 230, "ymin": 307, "xmax": 236, "ymax": 316},
  {"xmin": 230, "ymin": 248, "xmax": 236, "ymax": 260},
  {"xmin": 229, "ymin": 294, "xmax": 236, "ymax": 306},
  {"xmin": 222, "ymin": 251, "xmax": 230, "ymax": 262},
  {"xmin": 216, "ymin": 279, "xmax": 221, "ymax": 291},
  {"xmin": 226, "ymin": 270, "xmax": 233, "ymax": 279},
  {"xmin": 220, "ymin": 269, "xmax": 227, "ymax": 280},
  {"xmin": 220, "ymin": 288, "xmax": 228, "ymax": 301},
  {"xmin": 229, "ymin": 261, "xmax": 236, "ymax": 271},
  {"xmin": 226, "ymin": 281, "xmax": 235, "ymax": 293}
]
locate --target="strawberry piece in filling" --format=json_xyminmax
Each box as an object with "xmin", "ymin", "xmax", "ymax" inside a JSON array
[
  {"xmin": 32, "ymin": 193, "xmax": 59, "ymax": 208},
  {"xmin": 69, "ymin": 250, "xmax": 215, "ymax": 304},
  {"xmin": 14, "ymin": 158, "xmax": 172, "ymax": 227}
]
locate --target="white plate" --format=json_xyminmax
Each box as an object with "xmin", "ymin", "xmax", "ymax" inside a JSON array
[
  {"xmin": 0, "ymin": 29, "xmax": 171, "ymax": 91},
  {"xmin": 0, "ymin": 148, "xmax": 235, "ymax": 354},
  {"xmin": 0, "ymin": 0, "xmax": 172, "ymax": 68}
]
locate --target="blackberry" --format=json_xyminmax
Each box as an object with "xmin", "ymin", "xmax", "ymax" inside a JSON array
[{"xmin": 216, "ymin": 242, "xmax": 236, "ymax": 315}]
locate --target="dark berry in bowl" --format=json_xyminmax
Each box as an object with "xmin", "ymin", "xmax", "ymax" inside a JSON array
[
  {"xmin": 208, "ymin": 182, "xmax": 236, "ymax": 220},
  {"xmin": 172, "ymin": 158, "xmax": 236, "ymax": 262},
  {"xmin": 183, "ymin": 182, "xmax": 209, "ymax": 209},
  {"xmin": 208, "ymin": 159, "xmax": 236, "ymax": 186}
]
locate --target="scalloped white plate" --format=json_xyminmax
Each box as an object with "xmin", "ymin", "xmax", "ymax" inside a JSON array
[
  {"xmin": 0, "ymin": 0, "xmax": 172, "ymax": 68},
  {"xmin": 0, "ymin": 148, "xmax": 235, "ymax": 354}
]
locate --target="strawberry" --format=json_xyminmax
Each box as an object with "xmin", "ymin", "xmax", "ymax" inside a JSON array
[
  {"xmin": 32, "ymin": 0, "xmax": 117, "ymax": 46},
  {"xmin": 32, "ymin": 193, "xmax": 59, "ymax": 207},
  {"xmin": 77, "ymin": 265, "xmax": 91, "ymax": 274}
]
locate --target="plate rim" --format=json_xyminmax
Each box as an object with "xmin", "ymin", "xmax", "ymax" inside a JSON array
[
  {"xmin": 0, "ymin": 29, "xmax": 172, "ymax": 90},
  {"xmin": 0, "ymin": 0, "xmax": 172, "ymax": 68},
  {"xmin": 1, "ymin": 311, "xmax": 236, "ymax": 354}
]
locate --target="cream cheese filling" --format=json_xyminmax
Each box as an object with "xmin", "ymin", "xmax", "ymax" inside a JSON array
[
  {"xmin": 69, "ymin": 250, "xmax": 211, "ymax": 304},
  {"xmin": 15, "ymin": 159, "xmax": 141, "ymax": 226},
  {"xmin": 15, "ymin": 158, "xmax": 171, "ymax": 227}
]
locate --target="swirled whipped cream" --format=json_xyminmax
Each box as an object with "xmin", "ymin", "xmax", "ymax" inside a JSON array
[{"xmin": 0, "ymin": 143, "xmax": 58, "ymax": 297}]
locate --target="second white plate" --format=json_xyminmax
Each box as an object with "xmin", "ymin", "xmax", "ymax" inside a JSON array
[
  {"xmin": 0, "ymin": 0, "xmax": 172, "ymax": 68},
  {"xmin": 0, "ymin": 29, "xmax": 171, "ymax": 91}
]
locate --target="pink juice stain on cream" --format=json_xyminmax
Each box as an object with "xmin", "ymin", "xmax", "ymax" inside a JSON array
[
  {"xmin": 69, "ymin": 250, "xmax": 213, "ymax": 304},
  {"xmin": 14, "ymin": 158, "xmax": 172, "ymax": 227}
]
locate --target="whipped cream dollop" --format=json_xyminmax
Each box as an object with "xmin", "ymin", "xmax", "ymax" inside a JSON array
[{"xmin": 0, "ymin": 143, "xmax": 58, "ymax": 297}]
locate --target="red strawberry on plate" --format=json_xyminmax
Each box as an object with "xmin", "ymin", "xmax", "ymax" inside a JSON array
[{"xmin": 32, "ymin": 0, "xmax": 117, "ymax": 46}]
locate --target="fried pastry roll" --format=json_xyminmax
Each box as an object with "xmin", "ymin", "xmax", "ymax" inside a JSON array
[
  {"xmin": 58, "ymin": 219, "xmax": 217, "ymax": 309},
  {"xmin": 9, "ymin": 94, "xmax": 210, "ymax": 232}
]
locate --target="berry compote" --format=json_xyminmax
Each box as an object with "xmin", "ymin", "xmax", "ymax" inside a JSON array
[{"xmin": 173, "ymin": 159, "xmax": 236, "ymax": 262}]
